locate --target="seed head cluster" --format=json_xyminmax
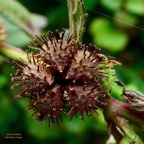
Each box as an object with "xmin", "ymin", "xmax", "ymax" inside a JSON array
[{"xmin": 11, "ymin": 29, "xmax": 110, "ymax": 126}]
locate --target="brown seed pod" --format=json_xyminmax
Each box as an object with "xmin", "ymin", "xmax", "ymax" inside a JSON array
[
  {"xmin": 26, "ymin": 84, "xmax": 64, "ymax": 127},
  {"xmin": 66, "ymin": 44, "xmax": 109, "ymax": 83},
  {"xmin": 30, "ymin": 29, "xmax": 77, "ymax": 73},
  {"xmin": 11, "ymin": 53, "xmax": 54, "ymax": 99},
  {"xmin": 67, "ymin": 83, "xmax": 107, "ymax": 120}
]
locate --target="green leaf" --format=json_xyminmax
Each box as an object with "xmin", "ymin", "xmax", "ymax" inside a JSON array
[
  {"xmin": 6, "ymin": 27, "xmax": 30, "ymax": 47},
  {"xmin": 125, "ymin": 0, "xmax": 144, "ymax": 15},
  {"xmin": 100, "ymin": 0, "xmax": 121, "ymax": 11},
  {"xmin": 0, "ymin": 13, "xmax": 47, "ymax": 47},
  {"xmin": 30, "ymin": 13, "xmax": 47, "ymax": 34},
  {"xmin": 0, "ymin": 0, "xmax": 34, "ymax": 37},
  {"xmin": 89, "ymin": 18, "xmax": 129, "ymax": 52},
  {"xmin": 0, "ymin": 15, "xmax": 30, "ymax": 47},
  {"xmin": 0, "ymin": 22, "xmax": 6, "ymax": 43}
]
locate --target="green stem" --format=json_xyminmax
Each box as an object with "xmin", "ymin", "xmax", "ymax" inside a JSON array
[
  {"xmin": 104, "ymin": 97, "xmax": 144, "ymax": 126},
  {"xmin": 103, "ymin": 97, "xmax": 144, "ymax": 143},
  {"xmin": 108, "ymin": 122, "xmax": 122, "ymax": 143},
  {"xmin": 0, "ymin": 43, "xmax": 27, "ymax": 61},
  {"xmin": 67, "ymin": 0, "xmax": 88, "ymax": 42},
  {"xmin": 114, "ymin": 116, "xmax": 143, "ymax": 144}
]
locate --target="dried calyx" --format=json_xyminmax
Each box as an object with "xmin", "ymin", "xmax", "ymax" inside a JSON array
[{"xmin": 11, "ymin": 29, "xmax": 116, "ymax": 127}]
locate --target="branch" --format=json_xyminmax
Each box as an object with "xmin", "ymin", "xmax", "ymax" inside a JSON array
[
  {"xmin": 67, "ymin": 0, "xmax": 88, "ymax": 42},
  {"xmin": 104, "ymin": 97, "xmax": 144, "ymax": 127},
  {"xmin": 114, "ymin": 116, "xmax": 143, "ymax": 144},
  {"xmin": 0, "ymin": 43, "xmax": 27, "ymax": 61},
  {"xmin": 103, "ymin": 97, "xmax": 144, "ymax": 143}
]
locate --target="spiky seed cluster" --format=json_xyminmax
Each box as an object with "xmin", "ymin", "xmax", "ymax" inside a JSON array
[
  {"xmin": 67, "ymin": 83, "xmax": 107, "ymax": 120},
  {"xmin": 11, "ymin": 29, "xmax": 110, "ymax": 126},
  {"xmin": 66, "ymin": 46, "xmax": 108, "ymax": 83},
  {"xmin": 26, "ymin": 84, "xmax": 64, "ymax": 126},
  {"xmin": 11, "ymin": 54, "xmax": 53, "ymax": 99}
]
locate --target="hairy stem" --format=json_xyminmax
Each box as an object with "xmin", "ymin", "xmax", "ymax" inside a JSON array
[
  {"xmin": 104, "ymin": 97, "xmax": 144, "ymax": 125},
  {"xmin": 114, "ymin": 116, "xmax": 143, "ymax": 144},
  {"xmin": 67, "ymin": 0, "xmax": 88, "ymax": 42},
  {"xmin": 103, "ymin": 97, "xmax": 144, "ymax": 143},
  {"xmin": 108, "ymin": 122, "xmax": 122, "ymax": 143}
]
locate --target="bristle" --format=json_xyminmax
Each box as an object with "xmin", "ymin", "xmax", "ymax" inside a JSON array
[
  {"xmin": 55, "ymin": 29, "xmax": 60, "ymax": 40},
  {"xmin": 12, "ymin": 59, "xmax": 25, "ymax": 68},
  {"xmin": 11, "ymin": 76, "xmax": 22, "ymax": 81},
  {"xmin": 67, "ymin": 34, "xmax": 75, "ymax": 44},
  {"xmin": 61, "ymin": 29, "xmax": 65, "ymax": 40},
  {"xmin": 41, "ymin": 35, "xmax": 49, "ymax": 48},
  {"xmin": 48, "ymin": 31, "xmax": 53, "ymax": 43},
  {"xmin": 11, "ymin": 82, "xmax": 23, "ymax": 89},
  {"xmin": 16, "ymin": 87, "xmax": 27, "ymax": 98}
]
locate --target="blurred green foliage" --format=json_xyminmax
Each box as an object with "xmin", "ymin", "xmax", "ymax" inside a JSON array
[{"xmin": 0, "ymin": 0, "xmax": 144, "ymax": 143}]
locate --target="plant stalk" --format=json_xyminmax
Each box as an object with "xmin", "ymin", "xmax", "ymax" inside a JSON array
[{"xmin": 67, "ymin": 0, "xmax": 88, "ymax": 42}]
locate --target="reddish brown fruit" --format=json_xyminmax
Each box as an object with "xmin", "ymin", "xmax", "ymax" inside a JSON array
[
  {"xmin": 11, "ymin": 53, "xmax": 54, "ymax": 99},
  {"xmin": 67, "ymin": 83, "xmax": 107, "ymax": 120},
  {"xmin": 66, "ymin": 44, "xmax": 109, "ymax": 83},
  {"xmin": 26, "ymin": 85, "xmax": 64, "ymax": 127},
  {"xmin": 11, "ymin": 29, "xmax": 110, "ymax": 126},
  {"xmin": 30, "ymin": 29, "xmax": 77, "ymax": 73}
]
